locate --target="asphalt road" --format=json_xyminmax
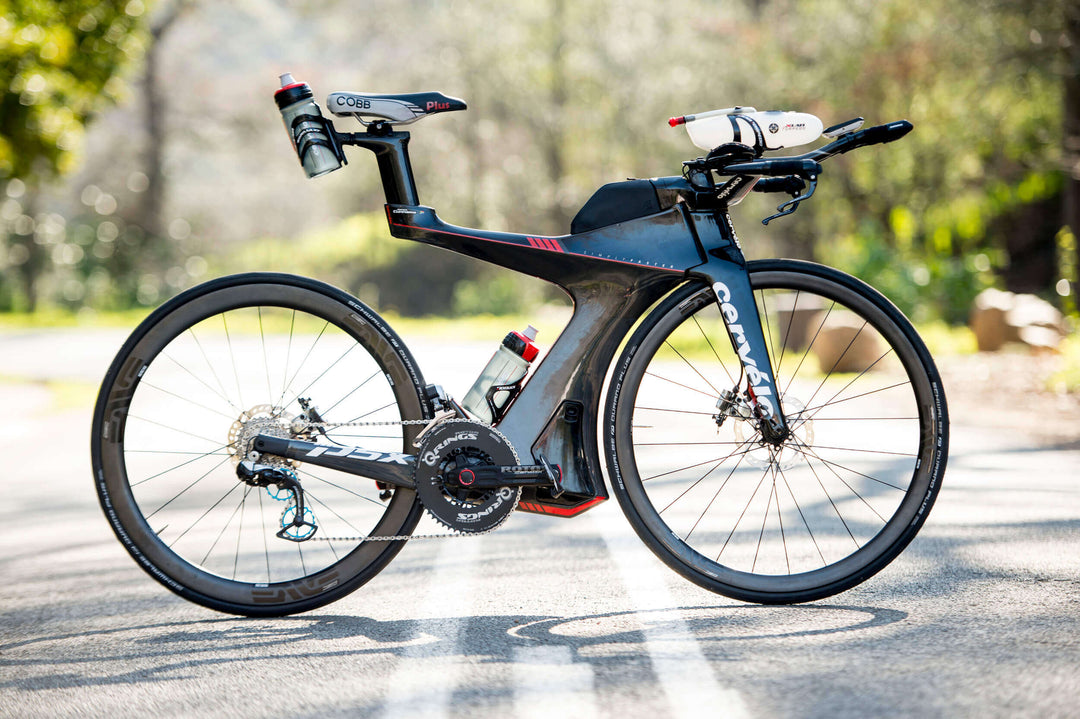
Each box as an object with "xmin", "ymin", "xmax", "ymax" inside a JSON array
[{"xmin": 1, "ymin": 328, "xmax": 1078, "ymax": 718}]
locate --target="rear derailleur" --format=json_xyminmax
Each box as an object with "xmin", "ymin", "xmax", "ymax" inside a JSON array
[{"xmin": 237, "ymin": 460, "xmax": 318, "ymax": 542}]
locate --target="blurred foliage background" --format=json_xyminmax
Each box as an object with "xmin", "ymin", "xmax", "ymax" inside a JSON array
[{"xmin": 0, "ymin": 0, "xmax": 1077, "ymax": 324}]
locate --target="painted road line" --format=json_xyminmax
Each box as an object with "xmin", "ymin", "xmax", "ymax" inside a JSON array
[
  {"xmin": 380, "ymin": 538, "xmax": 482, "ymax": 719},
  {"xmin": 595, "ymin": 508, "xmax": 752, "ymax": 719},
  {"xmin": 513, "ymin": 645, "xmax": 599, "ymax": 719}
]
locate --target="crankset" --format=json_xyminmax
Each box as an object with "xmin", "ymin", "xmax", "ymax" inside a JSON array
[{"xmin": 413, "ymin": 419, "xmax": 551, "ymax": 533}]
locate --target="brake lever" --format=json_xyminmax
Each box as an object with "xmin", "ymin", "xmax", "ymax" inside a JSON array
[{"xmin": 762, "ymin": 176, "xmax": 817, "ymax": 225}]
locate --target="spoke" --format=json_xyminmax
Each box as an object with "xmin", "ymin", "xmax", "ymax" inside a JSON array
[
  {"xmin": 641, "ymin": 445, "xmax": 756, "ymax": 482},
  {"xmin": 801, "ymin": 380, "xmax": 912, "ymax": 416},
  {"xmin": 137, "ymin": 380, "xmax": 238, "ymax": 421},
  {"xmin": 233, "ymin": 485, "xmax": 251, "ymax": 581},
  {"xmin": 752, "ymin": 472, "xmax": 776, "ymax": 573},
  {"xmin": 802, "ymin": 453, "xmax": 860, "ymax": 548},
  {"xmin": 303, "ymin": 494, "xmax": 341, "ymax": 560},
  {"xmin": 808, "ymin": 416, "xmax": 919, "ymax": 421},
  {"xmin": 665, "ymin": 341, "xmax": 723, "ymax": 397},
  {"xmin": 283, "ymin": 343, "xmax": 359, "ymax": 411},
  {"xmin": 684, "ymin": 449, "xmax": 750, "ymax": 542},
  {"xmin": 636, "ymin": 406, "xmax": 717, "ymax": 416},
  {"xmin": 161, "ymin": 351, "xmax": 241, "ymax": 416},
  {"xmin": 772, "ymin": 289, "xmax": 801, "ymax": 379},
  {"xmin": 144, "ymin": 454, "xmax": 234, "ymax": 519},
  {"xmin": 259, "ymin": 490, "xmax": 271, "ymax": 583},
  {"xmin": 803, "ymin": 347, "xmax": 896, "ymax": 423},
  {"xmin": 279, "ymin": 320, "xmax": 330, "ymax": 410},
  {"xmin": 297, "ymin": 468, "xmax": 388, "ymax": 508},
  {"xmin": 222, "ymin": 312, "xmax": 245, "ymax": 409},
  {"xmin": 188, "ymin": 326, "xmax": 242, "ymax": 414},
  {"xmin": 760, "ymin": 290, "xmax": 778, "ymax": 382},
  {"xmin": 171, "ymin": 481, "xmax": 244, "ymax": 547},
  {"xmin": 279, "ymin": 310, "xmax": 297, "ymax": 405},
  {"xmin": 783, "ymin": 300, "xmax": 835, "ymax": 397},
  {"xmin": 345, "ymin": 400, "xmax": 398, "ymax": 424},
  {"xmin": 802, "ymin": 444, "xmax": 889, "ymax": 524},
  {"xmin": 637, "ymin": 440, "xmax": 751, "ymax": 446},
  {"xmin": 795, "ymin": 443, "xmax": 917, "ymax": 459},
  {"xmin": 259, "ymin": 307, "xmax": 274, "ymax": 401},
  {"xmin": 126, "ymin": 449, "xmax": 233, "ymax": 455},
  {"xmin": 126, "ymin": 413, "xmax": 226, "ymax": 448},
  {"xmin": 786, "ymin": 442, "xmax": 908, "ymax": 492},
  {"xmin": 322, "ymin": 369, "xmax": 382, "ymax": 416},
  {"xmin": 777, "ymin": 464, "xmax": 826, "ymax": 566},
  {"xmin": 659, "ymin": 440, "xmax": 748, "ymax": 516},
  {"xmin": 801, "ymin": 317, "xmax": 872, "ymax": 414},
  {"xmin": 130, "ymin": 442, "xmax": 236, "ymax": 488},
  {"xmin": 717, "ymin": 464, "xmax": 772, "ymax": 561},
  {"xmin": 643, "ymin": 371, "xmax": 718, "ymax": 400},
  {"xmin": 774, "ymin": 477, "xmax": 789, "ymax": 574},
  {"xmin": 305, "ymin": 487, "xmax": 372, "ymax": 538},
  {"xmin": 201, "ymin": 487, "xmax": 249, "ymax": 565},
  {"xmin": 691, "ymin": 314, "xmax": 736, "ymax": 386}
]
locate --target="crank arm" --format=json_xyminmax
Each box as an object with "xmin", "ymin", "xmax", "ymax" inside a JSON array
[
  {"xmin": 253, "ymin": 434, "xmax": 415, "ymax": 490},
  {"xmin": 455, "ymin": 459, "xmax": 563, "ymax": 493}
]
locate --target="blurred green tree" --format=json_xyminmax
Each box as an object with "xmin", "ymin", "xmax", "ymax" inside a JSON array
[{"xmin": 0, "ymin": 0, "xmax": 148, "ymax": 310}]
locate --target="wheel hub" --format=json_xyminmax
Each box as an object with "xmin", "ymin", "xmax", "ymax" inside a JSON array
[
  {"xmin": 227, "ymin": 404, "xmax": 296, "ymax": 469},
  {"xmin": 733, "ymin": 395, "xmax": 813, "ymax": 470}
]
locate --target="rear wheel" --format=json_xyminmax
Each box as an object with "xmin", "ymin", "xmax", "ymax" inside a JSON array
[
  {"xmin": 605, "ymin": 260, "xmax": 948, "ymax": 603},
  {"xmin": 91, "ymin": 273, "xmax": 430, "ymax": 616}
]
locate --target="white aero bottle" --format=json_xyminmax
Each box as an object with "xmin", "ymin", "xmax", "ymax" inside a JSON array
[{"xmin": 669, "ymin": 107, "xmax": 824, "ymax": 152}]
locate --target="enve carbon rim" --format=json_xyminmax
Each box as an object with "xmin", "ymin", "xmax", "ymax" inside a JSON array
[
  {"xmin": 91, "ymin": 273, "xmax": 430, "ymax": 616},
  {"xmin": 604, "ymin": 259, "xmax": 948, "ymax": 603}
]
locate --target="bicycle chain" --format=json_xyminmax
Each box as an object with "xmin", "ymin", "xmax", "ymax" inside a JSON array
[{"xmin": 292, "ymin": 413, "xmax": 515, "ymax": 543}]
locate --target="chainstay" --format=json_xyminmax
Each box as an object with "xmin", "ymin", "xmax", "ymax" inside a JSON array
[{"xmin": 304, "ymin": 416, "xmax": 520, "ymax": 543}]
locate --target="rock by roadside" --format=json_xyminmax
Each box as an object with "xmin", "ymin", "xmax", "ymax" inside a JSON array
[{"xmin": 936, "ymin": 350, "xmax": 1080, "ymax": 448}]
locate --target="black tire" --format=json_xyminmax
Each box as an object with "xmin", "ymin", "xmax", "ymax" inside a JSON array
[
  {"xmin": 605, "ymin": 260, "xmax": 948, "ymax": 603},
  {"xmin": 91, "ymin": 273, "xmax": 431, "ymax": 616}
]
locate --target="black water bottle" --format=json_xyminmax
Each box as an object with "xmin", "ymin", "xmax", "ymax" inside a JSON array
[{"xmin": 274, "ymin": 73, "xmax": 343, "ymax": 178}]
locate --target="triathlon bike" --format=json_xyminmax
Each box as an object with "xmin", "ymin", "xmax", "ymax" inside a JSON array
[{"xmin": 91, "ymin": 81, "xmax": 948, "ymax": 616}]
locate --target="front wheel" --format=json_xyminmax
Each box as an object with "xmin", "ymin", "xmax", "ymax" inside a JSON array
[
  {"xmin": 91, "ymin": 273, "xmax": 431, "ymax": 616},
  {"xmin": 605, "ymin": 260, "xmax": 948, "ymax": 604}
]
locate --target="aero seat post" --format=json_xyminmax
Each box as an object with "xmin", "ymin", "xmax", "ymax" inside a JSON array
[{"xmin": 338, "ymin": 127, "xmax": 420, "ymax": 206}]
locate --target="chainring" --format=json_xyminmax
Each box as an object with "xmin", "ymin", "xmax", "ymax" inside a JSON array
[{"xmin": 413, "ymin": 419, "xmax": 520, "ymax": 533}]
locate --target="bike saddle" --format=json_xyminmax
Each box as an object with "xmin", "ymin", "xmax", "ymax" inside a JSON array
[{"xmin": 326, "ymin": 91, "xmax": 466, "ymax": 125}]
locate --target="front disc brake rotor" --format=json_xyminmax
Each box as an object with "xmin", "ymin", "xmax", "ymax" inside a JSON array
[{"xmin": 413, "ymin": 420, "xmax": 520, "ymax": 533}]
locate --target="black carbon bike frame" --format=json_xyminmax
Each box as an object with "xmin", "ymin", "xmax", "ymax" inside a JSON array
[{"xmin": 256, "ymin": 125, "xmax": 789, "ymax": 517}]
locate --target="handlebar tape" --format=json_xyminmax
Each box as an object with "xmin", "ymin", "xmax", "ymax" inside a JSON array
[
  {"xmin": 830, "ymin": 120, "xmax": 913, "ymax": 155},
  {"xmin": 722, "ymin": 158, "xmax": 823, "ymax": 177}
]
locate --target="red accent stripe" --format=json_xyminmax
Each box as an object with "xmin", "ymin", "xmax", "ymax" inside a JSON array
[
  {"xmin": 275, "ymin": 82, "xmax": 307, "ymax": 95},
  {"xmin": 516, "ymin": 496, "xmax": 606, "ymax": 517},
  {"xmin": 385, "ymin": 213, "xmax": 680, "ymax": 273}
]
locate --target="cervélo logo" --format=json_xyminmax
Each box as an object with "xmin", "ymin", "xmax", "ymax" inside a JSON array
[{"xmin": 712, "ymin": 281, "xmax": 776, "ymax": 419}]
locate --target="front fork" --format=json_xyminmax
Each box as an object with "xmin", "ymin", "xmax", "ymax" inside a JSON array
[{"xmin": 692, "ymin": 225, "xmax": 789, "ymax": 443}]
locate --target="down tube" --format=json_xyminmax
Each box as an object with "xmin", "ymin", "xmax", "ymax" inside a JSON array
[{"xmin": 495, "ymin": 269, "xmax": 682, "ymax": 501}]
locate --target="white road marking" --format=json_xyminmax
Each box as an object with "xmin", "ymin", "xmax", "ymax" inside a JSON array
[
  {"xmin": 595, "ymin": 507, "xmax": 752, "ymax": 719},
  {"xmin": 513, "ymin": 645, "xmax": 599, "ymax": 719},
  {"xmin": 380, "ymin": 538, "xmax": 482, "ymax": 719}
]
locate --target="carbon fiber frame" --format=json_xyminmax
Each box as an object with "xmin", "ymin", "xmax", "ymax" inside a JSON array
[{"xmin": 292, "ymin": 126, "xmax": 789, "ymax": 515}]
